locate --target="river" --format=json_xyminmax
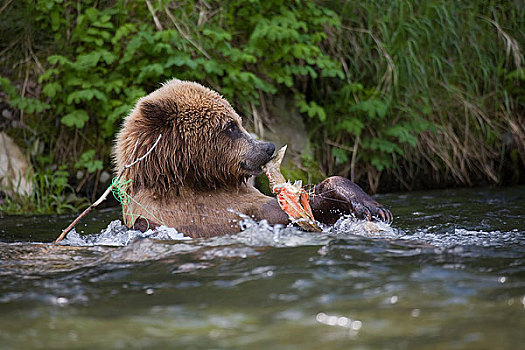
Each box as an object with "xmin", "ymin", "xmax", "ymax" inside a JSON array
[{"xmin": 1, "ymin": 186, "xmax": 524, "ymax": 349}]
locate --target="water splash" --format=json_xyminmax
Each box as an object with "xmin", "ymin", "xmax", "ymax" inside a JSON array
[
  {"xmin": 58, "ymin": 220, "xmax": 190, "ymax": 247},
  {"xmin": 330, "ymin": 215, "xmax": 396, "ymax": 238},
  {"xmin": 396, "ymin": 227, "xmax": 524, "ymax": 248},
  {"xmin": 329, "ymin": 215, "xmax": 524, "ymax": 248},
  {"xmin": 55, "ymin": 212, "xmax": 522, "ymax": 251}
]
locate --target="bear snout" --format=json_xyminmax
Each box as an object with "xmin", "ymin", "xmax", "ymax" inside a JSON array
[
  {"xmin": 254, "ymin": 140, "xmax": 275, "ymax": 164},
  {"xmin": 240, "ymin": 140, "xmax": 276, "ymax": 175},
  {"xmin": 262, "ymin": 141, "xmax": 276, "ymax": 157}
]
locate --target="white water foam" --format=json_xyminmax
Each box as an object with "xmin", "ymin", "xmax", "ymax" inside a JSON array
[
  {"xmin": 57, "ymin": 213, "xmax": 396, "ymax": 248},
  {"xmin": 57, "ymin": 213, "xmax": 518, "ymax": 250},
  {"xmin": 58, "ymin": 220, "xmax": 190, "ymax": 247},
  {"xmin": 331, "ymin": 215, "xmax": 396, "ymax": 238},
  {"xmin": 396, "ymin": 227, "xmax": 523, "ymax": 248}
]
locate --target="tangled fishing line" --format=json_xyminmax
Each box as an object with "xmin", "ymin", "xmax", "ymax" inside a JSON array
[{"xmin": 54, "ymin": 134, "xmax": 162, "ymax": 243}]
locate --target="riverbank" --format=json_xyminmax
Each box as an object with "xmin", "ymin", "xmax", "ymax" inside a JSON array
[{"xmin": 0, "ymin": 0, "xmax": 523, "ymax": 213}]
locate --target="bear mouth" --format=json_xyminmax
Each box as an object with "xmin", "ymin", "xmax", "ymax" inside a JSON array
[{"xmin": 240, "ymin": 161, "xmax": 265, "ymax": 176}]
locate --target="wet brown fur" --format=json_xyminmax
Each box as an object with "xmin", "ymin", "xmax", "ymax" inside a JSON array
[{"xmin": 113, "ymin": 79, "xmax": 288, "ymax": 237}]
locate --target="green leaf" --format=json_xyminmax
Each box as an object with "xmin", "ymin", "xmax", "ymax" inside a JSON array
[
  {"xmin": 47, "ymin": 55, "xmax": 71, "ymax": 66},
  {"xmin": 201, "ymin": 60, "xmax": 224, "ymax": 75},
  {"xmin": 100, "ymin": 50, "xmax": 117, "ymax": 64},
  {"xmin": 0, "ymin": 77, "xmax": 16, "ymax": 97},
  {"xmin": 76, "ymin": 51, "xmax": 102, "ymax": 69},
  {"xmin": 370, "ymin": 154, "xmax": 392, "ymax": 172},
  {"xmin": 61, "ymin": 110, "xmax": 89, "ymax": 128},
  {"xmin": 165, "ymin": 54, "xmax": 197, "ymax": 69},
  {"xmin": 337, "ymin": 118, "xmax": 364, "ymax": 136},
  {"xmin": 351, "ymin": 99, "xmax": 388, "ymax": 120},
  {"xmin": 367, "ymin": 137, "xmax": 403, "ymax": 155},
  {"xmin": 386, "ymin": 124, "xmax": 418, "ymax": 147},
  {"xmin": 75, "ymin": 149, "xmax": 103, "ymax": 173},
  {"xmin": 66, "ymin": 89, "xmax": 107, "ymax": 104},
  {"xmin": 42, "ymin": 82, "xmax": 61, "ymax": 98},
  {"xmin": 332, "ymin": 148, "xmax": 349, "ymax": 165},
  {"xmin": 137, "ymin": 63, "xmax": 164, "ymax": 82},
  {"xmin": 202, "ymin": 28, "xmax": 232, "ymax": 42},
  {"xmin": 112, "ymin": 23, "xmax": 137, "ymax": 44},
  {"xmin": 38, "ymin": 69, "xmax": 60, "ymax": 83},
  {"xmin": 296, "ymin": 99, "xmax": 326, "ymax": 122}
]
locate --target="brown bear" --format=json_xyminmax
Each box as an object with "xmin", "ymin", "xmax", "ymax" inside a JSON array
[{"xmin": 113, "ymin": 79, "xmax": 392, "ymax": 238}]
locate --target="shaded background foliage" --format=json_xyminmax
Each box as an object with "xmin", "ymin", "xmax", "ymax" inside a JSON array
[{"xmin": 0, "ymin": 0, "xmax": 523, "ymax": 213}]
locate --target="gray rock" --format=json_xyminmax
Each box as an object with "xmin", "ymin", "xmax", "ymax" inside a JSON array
[{"xmin": 0, "ymin": 132, "xmax": 33, "ymax": 197}]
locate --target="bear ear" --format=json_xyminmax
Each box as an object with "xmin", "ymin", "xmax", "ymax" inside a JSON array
[{"xmin": 140, "ymin": 98, "xmax": 178, "ymax": 127}]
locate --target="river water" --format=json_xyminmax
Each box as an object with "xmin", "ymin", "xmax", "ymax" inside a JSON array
[{"xmin": 0, "ymin": 186, "xmax": 524, "ymax": 349}]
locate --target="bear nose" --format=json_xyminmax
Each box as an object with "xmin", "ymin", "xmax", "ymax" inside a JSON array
[{"xmin": 263, "ymin": 142, "xmax": 275, "ymax": 157}]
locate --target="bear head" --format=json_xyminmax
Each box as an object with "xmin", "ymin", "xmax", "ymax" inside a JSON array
[{"xmin": 114, "ymin": 79, "xmax": 275, "ymax": 196}]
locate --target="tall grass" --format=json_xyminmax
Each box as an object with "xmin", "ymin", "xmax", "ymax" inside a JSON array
[{"xmin": 317, "ymin": 0, "xmax": 524, "ymax": 190}]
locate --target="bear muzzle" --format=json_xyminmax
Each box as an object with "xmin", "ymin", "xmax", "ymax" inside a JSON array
[{"xmin": 240, "ymin": 140, "xmax": 276, "ymax": 175}]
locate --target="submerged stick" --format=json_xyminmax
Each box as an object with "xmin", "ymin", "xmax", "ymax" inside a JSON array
[{"xmin": 54, "ymin": 134, "xmax": 162, "ymax": 244}]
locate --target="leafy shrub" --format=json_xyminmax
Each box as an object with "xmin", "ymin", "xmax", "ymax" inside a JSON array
[
  {"xmin": 0, "ymin": 167, "xmax": 87, "ymax": 214},
  {"xmin": 0, "ymin": 0, "xmax": 522, "ymax": 214}
]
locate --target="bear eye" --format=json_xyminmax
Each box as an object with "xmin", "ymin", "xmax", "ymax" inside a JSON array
[{"xmin": 225, "ymin": 122, "xmax": 241, "ymax": 138}]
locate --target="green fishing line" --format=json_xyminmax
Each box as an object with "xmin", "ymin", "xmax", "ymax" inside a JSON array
[{"xmin": 111, "ymin": 177, "xmax": 166, "ymax": 230}]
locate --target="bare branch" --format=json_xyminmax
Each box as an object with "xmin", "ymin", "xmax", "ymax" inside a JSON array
[
  {"xmin": 146, "ymin": 0, "xmax": 163, "ymax": 31},
  {"xmin": 164, "ymin": 6, "xmax": 211, "ymax": 59}
]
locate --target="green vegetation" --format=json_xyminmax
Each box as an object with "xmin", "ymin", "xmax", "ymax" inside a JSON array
[
  {"xmin": 0, "ymin": 166, "xmax": 87, "ymax": 214},
  {"xmin": 0, "ymin": 0, "xmax": 523, "ymax": 213}
]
